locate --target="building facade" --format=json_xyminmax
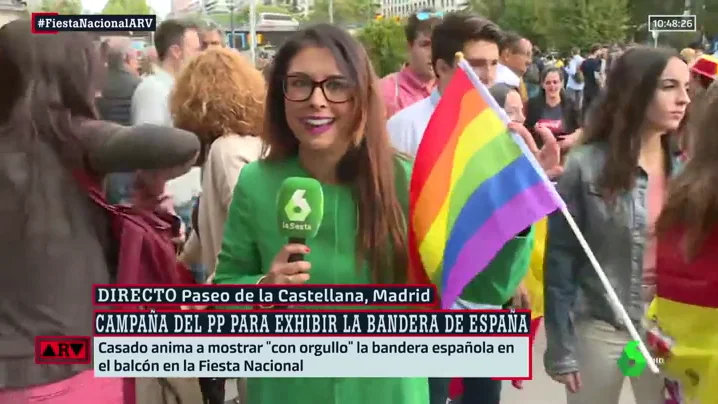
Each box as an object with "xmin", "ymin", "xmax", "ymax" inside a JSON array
[{"xmin": 380, "ymin": 0, "xmax": 463, "ymax": 18}]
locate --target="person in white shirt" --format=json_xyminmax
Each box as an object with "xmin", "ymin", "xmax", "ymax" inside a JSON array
[
  {"xmin": 565, "ymin": 47, "xmax": 585, "ymax": 109},
  {"xmin": 495, "ymin": 31, "xmax": 532, "ymax": 101},
  {"xmin": 131, "ymin": 19, "xmax": 203, "ymax": 245}
]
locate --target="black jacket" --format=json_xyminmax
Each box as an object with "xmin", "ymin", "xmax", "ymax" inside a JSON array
[
  {"xmin": 524, "ymin": 92, "xmax": 581, "ymax": 146},
  {"xmin": 96, "ymin": 67, "xmax": 141, "ymax": 126}
]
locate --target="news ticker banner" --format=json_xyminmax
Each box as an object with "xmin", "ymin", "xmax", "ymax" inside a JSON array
[
  {"xmin": 37, "ymin": 310, "xmax": 532, "ymax": 378},
  {"xmin": 31, "ymin": 14, "xmax": 156, "ymax": 34},
  {"xmin": 94, "ymin": 285, "xmax": 437, "ymax": 306}
]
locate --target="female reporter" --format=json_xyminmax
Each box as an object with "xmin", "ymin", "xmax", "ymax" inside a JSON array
[
  {"xmin": 213, "ymin": 24, "xmax": 427, "ymax": 404},
  {"xmin": 0, "ymin": 21, "xmax": 199, "ymax": 402}
]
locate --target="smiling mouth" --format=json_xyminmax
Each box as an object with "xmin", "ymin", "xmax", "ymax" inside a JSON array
[{"xmin": 303, "ymin": 118, "xmax": 335, "ymax": 127}]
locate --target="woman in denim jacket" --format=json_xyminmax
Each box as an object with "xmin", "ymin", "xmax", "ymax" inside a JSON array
[{"xmin": 543, "ymin": 47, "xmax": 690, "ymax": 404}]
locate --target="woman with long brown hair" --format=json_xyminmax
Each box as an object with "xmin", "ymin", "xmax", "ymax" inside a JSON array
[
  {"xmin": 0, "ymin": 21, "xmax": 198, "ymax": 403},
  {"xmin": 544, "ymin": 47, "xmax": 689, "ymax": 404},
  {"xmin": 212, "ymin": 24, "xmax": 427, "ymax": 404}
]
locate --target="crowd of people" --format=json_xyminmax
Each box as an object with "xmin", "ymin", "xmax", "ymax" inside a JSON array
[{"xmin": 0, "ymin": 6, "xmax": 717, "ymax": 404}]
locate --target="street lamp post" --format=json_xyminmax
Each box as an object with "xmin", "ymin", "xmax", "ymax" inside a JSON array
[
  {"xmin": 228, "ymin": 1, "xmax": 235, "ymax": 49},
  {"xmin": 328, "ymin": 0, "xmax": 333, "ymax": 23},
  {"xmin": 249, "ymin": 0, "xmax": 257, "ymax": 65}
]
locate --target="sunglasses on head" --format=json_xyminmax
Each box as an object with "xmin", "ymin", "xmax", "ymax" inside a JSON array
[{"xmin": 416, "ymin": 11, "xmax": 443, "ymax": 20}]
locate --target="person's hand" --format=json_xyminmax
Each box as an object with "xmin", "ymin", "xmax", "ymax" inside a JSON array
[
  {"xmin": 558, "ymin": 129, "xmax": 581, "ymax": 150},
  {"xmin": 551, "ymin": 372, "xmax": 582, "ymax": 393},
  {"xmin": 508, "ymin": 122, "xmax": 563, "ymax": 179},
  {"xmin": 262, "ymin": 244, "xmax": 311, "ymax": 285},
  {"xmin": 511, "ymin": 282, "xmax": 531, "ymax": 309}
]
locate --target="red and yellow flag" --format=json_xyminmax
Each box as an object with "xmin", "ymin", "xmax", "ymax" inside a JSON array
[{"xmin": 647, "ymin": 229, "xmax": 718, "ymax": 403}]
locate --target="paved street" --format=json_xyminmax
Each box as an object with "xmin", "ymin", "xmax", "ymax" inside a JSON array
[
  {"xmin": 501, "ymin": 325, "xmax": 635, "ymax": 404},
  {"xmin": 224, "ymin": 325, "xmax": 637, "ymax": 404}
]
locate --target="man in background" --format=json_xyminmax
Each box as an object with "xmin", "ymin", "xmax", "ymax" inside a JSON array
[
  {"xmin": 131, "ymin": 20, "xmax": 205, "ymax": 403},
  {"xmin": 495, "ymin": 31, "xmax": 532, "ymax": 102},
  {"xmin": 579, "ymin": 43, "xmax": 603, "ymax": 119},
  {"xmin": 132, "ymin": 19, "xmax": 200, "ymax": 126},
  {"xmin": 131, "ymin": 18, "xmax": 203, "ymax": 238},
  {"xmin": 379, "ymin": 9, "xmax": 442, "ymax": 118},
  {"xmin": 97, "ymin": 37, "xmax": 142, "ymax": 204},
  {"xmin": 565, "ymin": 47, "xmax": 584, "ymax": 110},
  {"xmin": 98, "ymin": 37, "xmax": 140, "ymax": 126},
  {"xmin": 200, "ymin": 21, "xmax": 225, "ymax": 50}
]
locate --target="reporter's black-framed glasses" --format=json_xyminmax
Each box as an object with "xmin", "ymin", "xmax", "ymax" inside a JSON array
[{"xmin": 283, "ymin": 74, "xmax": 353, "ymax": 103}]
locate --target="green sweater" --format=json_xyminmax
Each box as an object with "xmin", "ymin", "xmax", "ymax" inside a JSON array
[{"xmin": 213, "ymin": 156, "xmax": 428, "ymax": 404}]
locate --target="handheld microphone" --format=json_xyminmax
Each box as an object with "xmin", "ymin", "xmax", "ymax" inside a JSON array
[{"xmin": 276, "ymin": 177, "xmax": 324, "ymax": 262}]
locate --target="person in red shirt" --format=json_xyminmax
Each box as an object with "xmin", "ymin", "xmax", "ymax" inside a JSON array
[
  {"xmin": 653, "ymin": 82, "xmax": 718, "ymax": 404},
  {"xmin": 379, "ymin": 9, "xmax": 442, "ymax": 118}
]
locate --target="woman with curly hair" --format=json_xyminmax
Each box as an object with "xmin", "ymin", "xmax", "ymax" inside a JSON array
[
  {"xmin": 173, "ymin": 47, "xmax": 265, "ymax": 281},
  {"xmin": 173, "ymin": 47, "xmax": 265, "ymax": 404}
]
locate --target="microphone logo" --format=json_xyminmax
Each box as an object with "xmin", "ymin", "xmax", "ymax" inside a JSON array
[{"xmin": 284, "ymin": 189, "xmax": 312, "ymax": 222}]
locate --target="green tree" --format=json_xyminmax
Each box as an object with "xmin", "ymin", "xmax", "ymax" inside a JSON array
[
  {"xmin": 547, "ymin": 0, "xmax": 630, "ymax": 51},
  {"xmin": 356, "ymin": 18, "xmax": 406, "ymax": 77},
  {"xmin": 462, "ymin": 0, "xmax": 506, "ymax": 21},
  {"xmin": 40, "ymin": 0, "xmax": 82, "ymax": 14},
  {"xmin": 495, "ymin": 0, "xmax": 552, "ymax": 49},
  {"xmin": 101, "ymin": 0, "xmax": 153, "ymax": 14}
]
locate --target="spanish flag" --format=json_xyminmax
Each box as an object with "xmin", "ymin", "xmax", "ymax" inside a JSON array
[
  {"xmin": 525, "ymin": 217, "xmax": 547, "ymax": 320},
  {"xmin": 646, "ymin": 229, "xmax": 718, "ymax": 403}
]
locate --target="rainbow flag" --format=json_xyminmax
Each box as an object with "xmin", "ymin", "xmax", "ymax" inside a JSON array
[
  {"xmin": 408, "ymin": 56, "xmax": 565, "ymax": 308},
  {"xmin": 645, "ymin": 230, "xmax": 718, "ymax": 403}
]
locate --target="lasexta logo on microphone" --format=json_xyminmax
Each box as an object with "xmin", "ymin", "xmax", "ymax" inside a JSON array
[
  {"xmin": 285, "ymin": 189, "xmax": 312, "ymax": 223},
  {"xmin": 277, "ymin": 178, "xmax": 324, "ymax": 240}
]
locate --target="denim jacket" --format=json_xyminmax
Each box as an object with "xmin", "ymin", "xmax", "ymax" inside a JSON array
[{"xmin": 543, "ymin": 140, "xmax": 680, "ymax": 376}]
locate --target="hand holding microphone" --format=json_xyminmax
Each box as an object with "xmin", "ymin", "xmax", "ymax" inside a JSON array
[
  {"xmin": 264, "ymin": 244, "xmax": 312, "ymax": 284},
  {"xmin": 260, "ymin": 177, "xmax": 324, "ymax": 286}
]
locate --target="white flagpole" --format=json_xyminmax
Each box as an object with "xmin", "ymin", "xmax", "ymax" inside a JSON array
[
  {"xmin": 559, "ymin": 210, "xmax": 660, "ymax": 374},
  {"xmin": 455, "ymin": 51, "xmax": 660, "ymax": 375}
]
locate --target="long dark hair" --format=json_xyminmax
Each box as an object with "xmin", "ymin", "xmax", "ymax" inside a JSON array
[
  {"xmin": 0, "ymin": 21, "xmax": 101, "ymax": 167},
  {"xmin": 657, "ymin": 82, "xmax": 718, "ymax": 259},
  {"xmin": 582, "ymin": 46, "xmax": 676, "ymax": 199},
  {"xmin": 262, "ymin": 24, "xmax": 408, "ymax": 283}
]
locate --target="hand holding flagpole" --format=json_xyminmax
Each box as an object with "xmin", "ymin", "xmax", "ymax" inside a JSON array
[{"xmin": 453, "ymin": 51, "xmax": 659, "ymax": 375}]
